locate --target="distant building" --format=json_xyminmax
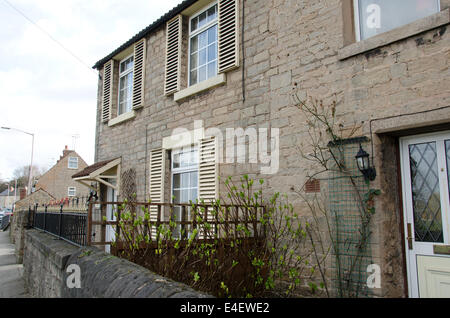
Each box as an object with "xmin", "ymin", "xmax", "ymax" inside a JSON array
[
  {"xmin": 0, "ymin": 187, "xmax": 19, "ymax": 210},
  {"xmin": 35, "ymin": 146, "xmax": 90, "ymax": 199},
  {"xmin": 14, "ymin": 188, "xmax": 55, "ymax": 211}
]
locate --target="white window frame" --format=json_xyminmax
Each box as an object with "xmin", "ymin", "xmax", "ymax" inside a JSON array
[
  {"xmin": 353, "ymin": 0, "xmax": 441, "ymax": 42},
  {"xmin": 117, "ymin": 53, "xmax": 134, "ymax": 116},
  {"xmin": 171, "ymin": 145, "xmax": 199, "ymax": 239},
  {"xmin": 188, "ymin": 1, "xmax": 219, "ymax": 87},
  {"xmin": 68, "ymin": 157, "xmax": 78, "ymax": 169},
  {"xmin": 68, "ymin": 187, "xmax": 76, "ymax": 197}
]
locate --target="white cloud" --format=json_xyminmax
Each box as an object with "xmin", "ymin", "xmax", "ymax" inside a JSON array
[{"xmin": 0, "ymin": 0, "xmax": 184, "ymax": 180}]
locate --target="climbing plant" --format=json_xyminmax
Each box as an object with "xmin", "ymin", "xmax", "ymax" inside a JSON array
[{"xmin": 290, "ymin": 91, "xmax": 381, "ymax": 297}]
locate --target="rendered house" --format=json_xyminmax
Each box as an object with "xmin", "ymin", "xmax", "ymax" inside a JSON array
[{"xmin": 81, "ymin": 0, "xmax": 450, "ymax": 298}]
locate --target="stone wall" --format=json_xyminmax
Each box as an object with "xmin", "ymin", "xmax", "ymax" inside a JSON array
[
  {"xmin": 93, "ymin": 0, "xmax": 450, "ymax": 297},
  {"xmin": 22, "ymin": 230, "xmax": 212, "ymax": 298},
  {"xmin": 9, "ymin": 209, "xmax": 31, "ymax": 264}
]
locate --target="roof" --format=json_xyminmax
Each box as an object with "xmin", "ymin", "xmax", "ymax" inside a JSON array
[
  {"xmin": 72, "ymin": 158, "xmax": 120, "ymax": 179},
  {"xmin": 92, "ymin": 0, "xmax": 197, "ymax": 70},
  {"xmin": 36, "ymin": 147, "xmax": 88, "ymax": 184}
]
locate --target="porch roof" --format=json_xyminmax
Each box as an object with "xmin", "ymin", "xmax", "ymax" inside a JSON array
[{"xmin": 72, "ymin": 158, "xmax": 121, "ymax": 191}]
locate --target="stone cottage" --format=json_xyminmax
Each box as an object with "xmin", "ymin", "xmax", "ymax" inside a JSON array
[
  {"xmin": 35, "ymin": 146, "xmax": 90, "ymax": 200},
  {"xmin": 79, "ymin": 0, "xmax": 450, "ymax": 297}
]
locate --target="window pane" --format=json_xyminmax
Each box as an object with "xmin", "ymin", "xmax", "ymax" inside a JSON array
[
  {"xmin": 198, "ymin": 65, "xmax": 207, "ymax": 82},
  {"xmin": 198, "ymin": 11, "xmax": 207, "ymax": 28},
  {"xmin": 173, "ymin": 190, "xmax": 181, "ymax": 204},
  {"xmin": 181, "ymin": 173, "xmax": 189, "ymax": 188},
  {"xmin": 357, "ymin": 0, "xmax": 439, "ymax": 40},
  {"xmin": 208, "ymin": 25, "xmax": 217, "ymax": 44},
  {"xmin": 199, "ymin": 31, "xmax": 207, "ymax": 48},
  {"xmin": 119, "ymin": 76, "xmax": 126, "ymax": 90},
  {"xmin": 207, "ymin": 5, "xmax": 217, "ymax": 22},
  {"xmin": 446, "ymin": 140, "xmax": 450, "ymax": 201},
  {"xmin": 199, "ymin": 48, "xmax": 207, "ymax": 66},
  {"xmin": 207, "ymin": 43, "xmax": 217, "ymax": 61},
  {"xmin": 173, "ymin": 153, "xmax": 180, "ymax": 168},
  {"xmin": 190, "ymin": 171, "xmax": 198, "ymax": 187},
  {"xmin": 191, "ymin": 17, "xmax": 198, "ymax": 32},
  {"xmin": 190, "ymin": 52, "xmax": 198, "ymax": 70},
  {"xmin": 173, "ymin": 174, "xmax": 181, "ymax": 189},
  {"xmin": 190, "ymin": 70, "xmax": 198, "ymax": 86},
  {"xmin": 207, "ymin": 61, "xmax": 217, "ymax": 79},
  {"xmin": 190, "ymin": 188, "xmax": 198, "ymax": 202},
  {"xmin": 190, "ymin": 36, "xmax": 198, "ymax": 54},
  {"xmin": 191, "ymin": 149, "xmax": 198, "ymax": 165}
]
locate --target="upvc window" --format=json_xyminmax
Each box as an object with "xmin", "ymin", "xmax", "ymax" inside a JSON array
[
  {"xmin": 68, "ymin": 157, "xmax": 78, "ymax": 169},
  {"xmin": 189, "ymin": 3, "xmax": 218, "ymax": 87},
  {"xmin": 171, "ymin": 145, "xmax": 199, "ymax": 238},
  {"xmin": 118, "ymin": 55, "xmax": 134, "ymax": 115},
  {"xmin": 354, "ymin": 0, "xmax": 440, "ymax": 41},
  {"xmin": 68, "ymin": 187, "xmax": 76, "ymax": 197}
]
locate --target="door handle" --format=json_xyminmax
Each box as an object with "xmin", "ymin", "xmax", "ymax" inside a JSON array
[{"xmin": 407, "ymin": 223, "xmax": 413, "ymax": 250}]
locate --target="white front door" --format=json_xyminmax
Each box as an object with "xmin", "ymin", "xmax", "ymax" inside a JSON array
[
  {"xmin": 105, "ymin": 182, "xmax": 117, "ymax": 254},
  {"xmin": 400, "ymin": 131, "xmax": 450, "ymax": 298}
]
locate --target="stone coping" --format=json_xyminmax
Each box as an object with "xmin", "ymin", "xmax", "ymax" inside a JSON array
[{"xmin": 24, "ymin": 230, "xmax": 213, "ymax": 298}]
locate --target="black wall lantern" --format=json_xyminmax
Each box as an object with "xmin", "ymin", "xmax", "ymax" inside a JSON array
[{"xmin": 355, "ymin": 144, "xmax": 377, "ymax": 181}]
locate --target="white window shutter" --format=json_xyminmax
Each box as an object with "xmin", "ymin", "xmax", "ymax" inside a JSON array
[
  {"xmin": 149, "ymin": 148, "xmax": 166, "ymax": 239},
  {"xmin": 199, "ymin": 136, "xmax": 218, "ymax": 203},
  {"xmin": 102, "ymin": 60, "xmax": 114, "ymax": 123},
  {"xmin": 132, "ymin": 39, "xmax": 146, "ymax": 110},
  {"xmin": 164, "ymin": 15, "xmax": 182, "ymax": 96},
  {"xmin": 197, "ymin": 137, "xmax": 218, "ymax": 238},
  {"xmin": 218, "ymin": 0, "xmax": 240, "ymax": 73}
]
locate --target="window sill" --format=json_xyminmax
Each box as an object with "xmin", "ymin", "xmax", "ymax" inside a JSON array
[
  {"xmin": 338, "ymin": 9, "xmax": 450, "ymax": 60},
  {"xmin": 174, "ymin": 73, "xmax": 226, "ymax": 102},
  {"xmin": 108, "ymin": 110, "xmax": 136, "ymax": 127}
]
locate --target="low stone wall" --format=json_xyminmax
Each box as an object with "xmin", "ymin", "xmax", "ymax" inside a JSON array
[
  {"xmin": 9, "ymin": 209, "xmax": 31, "ymax": 264},
  {"xmin": 23, "ymin": 230, "xmax": 212, "ymax": 298}
]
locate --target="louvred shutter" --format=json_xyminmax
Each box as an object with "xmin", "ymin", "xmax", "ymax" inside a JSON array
[
  {"xmin": 218, "ymin": 0, "xmax": 239, "ymax": 73},
  {"xmin": 132, "ymin": 39, "xmax": 146, "ymax": 110},
  {"xmin": 199, "ymin": 136, "xmax": 218, "ymax": 202},
  {"xmin": 198, "ymin": 136, "xmax": 218, "ymax": 238},
  {"xmin": 149, "ymin": 148, "xmax": 166, "ymax": 238},
  {"xmin": 102, "ymin": 60, "xmax": 114, "ymax": 123},
  {"xmin": 164, "ymin": 15, "xmax": 182, "ymax": 96}
]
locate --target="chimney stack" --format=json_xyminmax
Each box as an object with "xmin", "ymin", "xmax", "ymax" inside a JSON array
[
  {"xmin": 20, "ymin": 188, "xmax": 26, "ymax": 200},
  {"xmin": 63, "ymin": 145, "xmax": 71, "ymax": 157}
]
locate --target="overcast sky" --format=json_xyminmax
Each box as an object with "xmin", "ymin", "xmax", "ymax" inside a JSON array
[{"xmin": 0, "ymin": 0, "xmax": 183, "ymax": 181}]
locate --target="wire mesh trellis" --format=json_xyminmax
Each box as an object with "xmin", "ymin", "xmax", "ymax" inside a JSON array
[{"xmin": 327, "ymin": 138, "xmax": 375, "ymax": 298}]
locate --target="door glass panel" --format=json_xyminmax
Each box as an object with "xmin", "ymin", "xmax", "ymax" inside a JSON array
[
  {"xmin": 409, "ymin": 142, "xmax": 444, "ymax": 243},
  {"xmin": 446, "ymin": 140, "xmax": 450, "ymax": 202}
]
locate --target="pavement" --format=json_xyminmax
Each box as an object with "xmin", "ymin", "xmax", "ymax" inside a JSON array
[{"xmin": 0, "ymin": 228, "xmax": 30, "ymax": 298}]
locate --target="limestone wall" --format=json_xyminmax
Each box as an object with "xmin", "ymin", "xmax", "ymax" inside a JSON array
[{"xmin": 22, "ymin": 230, "xmax": 212, "ymax": 298}]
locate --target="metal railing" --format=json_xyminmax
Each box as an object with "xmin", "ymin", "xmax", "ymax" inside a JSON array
[{"xmin": 31, "ymin": 205, "xmax": 88, "ymax": 247}]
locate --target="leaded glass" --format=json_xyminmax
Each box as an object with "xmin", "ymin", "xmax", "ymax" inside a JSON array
[{"xmin": 409, "ymin": 142, "xmax": 443, "ymax": 243}]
